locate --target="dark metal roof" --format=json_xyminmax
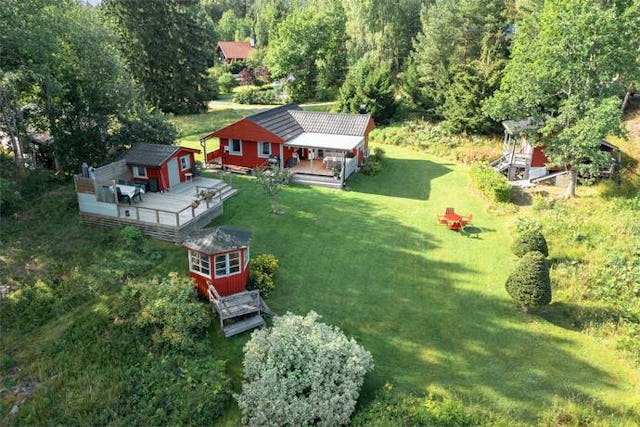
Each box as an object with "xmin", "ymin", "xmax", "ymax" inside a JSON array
[
  {"xmin": 182, "ymin": 226, "xmax": 252, "ymax": 254},
  {"xmin": 246, "ymin": 103, "xmax": 305, "ymax": 140},
  {"xmin": 289, "ymin": 110, "xmax": 372, "ymax": 136},
  {"xmin": 120, "ymin": 143, "xmax": 197, "ymax": 167}
]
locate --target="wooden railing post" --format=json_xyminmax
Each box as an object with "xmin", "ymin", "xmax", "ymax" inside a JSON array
[
  {"xmin": 156, "ymin": 210, "xmax": 160, "ymax": 224},
  {"xmin": 175, "ymin": 212, "xmax": 180, "ymax": 226}
]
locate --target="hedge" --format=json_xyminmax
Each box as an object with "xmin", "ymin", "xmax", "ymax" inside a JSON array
[{"xmin": 469, "ymin": 165, "xmax": 512, "ymax": 203}]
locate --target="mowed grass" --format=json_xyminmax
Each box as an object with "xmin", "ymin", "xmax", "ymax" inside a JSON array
[{"xmin": 172, "ymin": 144, "xmax": 640, "ymax": 423}]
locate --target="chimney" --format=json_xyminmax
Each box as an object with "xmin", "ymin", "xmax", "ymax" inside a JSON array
[{"xmin": 358, "ymin": 104, "xmax": 367, "ymax": 114}]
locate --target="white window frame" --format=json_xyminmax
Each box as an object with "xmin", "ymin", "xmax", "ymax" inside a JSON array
[
  {"xmin": 214, "ymin": 251, "xmax": 242, "ymax": 278},
  {"xmin": 244, "ymin": 246, "xmax": 250, "ymax": 267},
  {"xmin": 228, "ymin": 139, "xmax": 242, "ymax": 155},
  {"xmin": 180, "ymin": 155, "xmax": 191, "ymax": 170},
  {"xmin": 132, "ymin": 166, "xmax": 147, "ymax": 178},
  {"xmin": 188, "ymin": 250, "xmax": 211, "ymax": 278},
  {"xmin": 257, "ymin": 142, "xmax": 271, "ymax": 158}
]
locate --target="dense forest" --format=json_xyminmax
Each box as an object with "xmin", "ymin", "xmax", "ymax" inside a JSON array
[{"xmin": 1, "ymin": 0, "xmax": 640, "ymax": 425}]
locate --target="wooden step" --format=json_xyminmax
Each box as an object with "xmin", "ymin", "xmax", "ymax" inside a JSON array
[{"xmin": 223, "ymin": 314, "xmax": 265, "ymax": 337}]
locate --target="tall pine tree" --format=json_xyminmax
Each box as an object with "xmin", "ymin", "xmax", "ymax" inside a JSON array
[{"xmin": 105, "ymin": 0, "xmax": 215, "ymax": 114}]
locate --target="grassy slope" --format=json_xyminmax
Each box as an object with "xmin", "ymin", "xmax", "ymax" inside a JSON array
[
  {"xmin": 2, "ymin": 105, "xmax": 638, "ymax": 425},
  {"xmin": 176, "ymin": 146, "xmax": 637, "ymax": 424}
]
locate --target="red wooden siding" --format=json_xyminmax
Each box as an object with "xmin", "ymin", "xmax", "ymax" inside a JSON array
[
  {"xmin": 221, "ymin": 139, "xmax": 282, "ymax": 169},
  {"xmin": 531, "ymin": 146, "xmax": 550, "ymax": 168},
  {"xmin": 189, "ymin": 247, "xmax": 250, "ymax": 298},
  {"xmin": 131, "ymin": 148, "xmax": 198, "ymax": 191}
]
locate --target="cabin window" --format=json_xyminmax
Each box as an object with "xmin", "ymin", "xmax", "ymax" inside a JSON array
[
  {"xmin": 214, "ymin": 251, "xmax": 241, "ymax": 278},
  {"xmin": 189, "ymin": 251, "xmax": 210, "ymax": 277},
  {"xmin": 229, "ymin": 139, "xmax": 242, "ymax": 155},
  {"xmin": 132, "ymin": 166, "xmax": 147, "ymax": 178},
  {"xmin": 180, "ymin": 155, "xmax": 190, "ymax": 170},
  {"xmin": 257, "ymin": 142, "xmax": 271, "ymax": 158}
]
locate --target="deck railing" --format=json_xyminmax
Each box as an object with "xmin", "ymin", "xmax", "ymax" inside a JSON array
[{"xmin": 115, "ymin": 184, "xmax": 223, "ymax": 227}]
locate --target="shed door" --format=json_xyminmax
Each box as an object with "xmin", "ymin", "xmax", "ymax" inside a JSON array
[{"xmin": 168, "ymin": 158, "xmax": 180, "ymax": 188}]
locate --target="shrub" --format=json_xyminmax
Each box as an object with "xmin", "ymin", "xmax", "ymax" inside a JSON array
[
  {"xmin": 0, "ymin": 177, "xmax": 22, "ymax": 216},
  {"xmin": 233, "ymin": 86, "xmax": 278, "ymax": 105},
  {"xmin": 361, "ymin": 147, "xmax": 384, "ymax": 176},
  {"xmin": 131, "ymin": 273, "xmax": 210, "ymax": 349},
  {"xmin": 121, "ymin": 355, "xmax": 230, "ymax": 425},
  {"xmin": 247, "ymin": 253, "xmax": 279, "ymax": 296},
  {"xmin": 237, "ymin": 311, "xmax": 374, "ymax": 427},
  {"xmin": 505, "ymin": 251, "xmax": 552, "ymax": 312},
  {"xmin": 238, "ymin": 67, "xmax": 256, "ymax": 86},
  {"xmin": 469, "ymin": 165, "xmax": 512, "ymax": 203},
  {"xmin": 352, "ymin": 388, "xmax": 489, "ymax": 426},
  {"xmin": 512, "ymin": 229, "xmax": 549, "ymax": 257},
  {"xmin": 217, "ymin": 72, "xmax": 237, "ymax": 93}
]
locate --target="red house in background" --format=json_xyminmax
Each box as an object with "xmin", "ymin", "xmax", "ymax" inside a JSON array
[
  {"xmin": 216, "ymin": 41, "xmax": 254, "ymax": 64},
  {"xmin": 120, "ymin": 143, "xmax": 200, "ymax": 191},
  {"xmin": 182, "ymin": 226, "xmax": 252, "ymax": 298},
  {"xmin": 200, "ymin": 103, "xmax": 375, "ymax": 184}
]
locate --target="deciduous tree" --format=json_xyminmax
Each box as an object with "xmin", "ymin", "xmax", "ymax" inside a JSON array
[{"xmin": 485, "ymin": 0, "xmax": 640, "ymax": 197}]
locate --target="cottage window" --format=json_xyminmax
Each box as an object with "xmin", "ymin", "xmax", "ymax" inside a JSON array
[
  {"xmin": 229, "ymin": 139, "xmax": 242, "ymax": 155},
  {"xmin": 189, "ymin": 250, "xmax": 210, "ymax": 277},
  {"xmin": 257, "ymin": 142, "xmax": 271, "ymax": 158},
  {"xmin": 214, "ymin": 251, "xmax": 241, "ymax": 278},
  {"xmin": 133, "ymin": 166, "xmax": 147, "ymax": 178},
  {"xmin": 180, "ymin": 155, "xmax": 190, "ymax": 170}
]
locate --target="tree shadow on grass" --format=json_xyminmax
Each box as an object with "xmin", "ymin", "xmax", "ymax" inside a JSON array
[
  {"xmin": 212, "ymin": 180, "xmax": 635, "ymax": 424},
  {"xmin": 349, "ymin": 157, "xmax": 453, "ymax": 200}
]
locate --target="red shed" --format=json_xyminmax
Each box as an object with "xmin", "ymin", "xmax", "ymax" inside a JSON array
[
  {"xmin": 182, "ymin": 226, "xmax": 252, "ymax": 298},
  {"xmin": 120, "ymin": 143, "xmax": 200, "ymax": 192}
]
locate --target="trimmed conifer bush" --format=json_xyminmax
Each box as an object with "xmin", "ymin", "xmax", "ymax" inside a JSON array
[
  {"xmin": 511, "ymin": 229, "xmax": 549, "ymax": 257},
  {"xmin": 505, "ymin": 251, "xmax": 552, "ymax": 312}
]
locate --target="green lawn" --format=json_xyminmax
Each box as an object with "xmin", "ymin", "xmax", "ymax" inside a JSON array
[
  {"xmin": 175, "ymin": 145, "xmax": 638, "ymax": 423},
  {"xmin": 2, "ymin": 126, "xmax": 638, "ymax": 423}
]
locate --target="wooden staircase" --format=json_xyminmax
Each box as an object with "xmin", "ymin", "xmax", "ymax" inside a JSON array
[{"xmin": 207, "ymin": 284, "xmax": 273, "ymax": 337}]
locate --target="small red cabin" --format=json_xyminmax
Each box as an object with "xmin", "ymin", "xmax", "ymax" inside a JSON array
[
  {"xmin": 120, "ymin": 143, "xmax": 200, "ymax": 192},
  {"xmin": 182, "ymin": 226, "xmax": 252, "ymax": 297}
]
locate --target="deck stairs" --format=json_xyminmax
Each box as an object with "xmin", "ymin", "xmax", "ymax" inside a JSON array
[
  {"xmin": 491, "ymin": 156, "xmax": 510, "ymax": 173},
  {"xmin": 207, "ymin": 284, "xmax": 273, "ymax": 337},
  {"xmin": 290, "ymin": 173, "xmax": 343, "ymax": 189}
]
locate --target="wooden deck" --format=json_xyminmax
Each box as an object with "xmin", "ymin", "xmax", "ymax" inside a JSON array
[
  {"xmin": 208, "ymin": 284, "xmax": 272, "ymax": 337},
  {"xmin": 77, "ymin": 176, "xmax": 238, "ymax": 242},
  {"xmin": 288, "ymin": 159, "xmax": 334, "ymax": 176}
]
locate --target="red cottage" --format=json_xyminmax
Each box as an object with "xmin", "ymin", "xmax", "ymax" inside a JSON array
[
  {"xmin": 493, "ymin": 119, "xmax": 620, "ymax": 183},
  {"xmin": 216, "ymin": 41, "xmax": 254, "ymax": 65},
  {"xmin": 200, "ymin": 103, "xmax": 375, "ymax": 186},
  {"xmin": 182, "ymin": 226, "xmax": 252, "ymax": 298},
  {"xmin": 120, "ymin": 143, "xmax": 200, "ymax": 191}
]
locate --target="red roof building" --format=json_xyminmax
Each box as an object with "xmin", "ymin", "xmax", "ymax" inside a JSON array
[
  {"xmin": 216, "ymin": 41, "xmax": 254, "ymax": 64},
  {"xmin": 200, "ymin": 103, "xmax": 375, "ymax": 186}
]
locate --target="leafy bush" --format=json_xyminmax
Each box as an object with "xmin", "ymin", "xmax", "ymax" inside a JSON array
[
  {"xmin": 237, "ymin": 311, "xmax": 374, "ymax": 426},
  {"xmin": 121, "ymin": 355, "xmax": 230, "ymax": 425},
  {"xmin": 238, "ymin": 67, "xmax": 256, "ymax": 86},
  {"xmin": 352, "ymin": 388, "xmax": 489, "ymax": 426},
  {"xmin": 248, "ymin": 253, "xmax": 279, "ymax": 296},
  {"xmin": 0, "ymin": 177, "xmax": 22, "ymax": 216},
  {"xmin": 131, "ymin": 273, "xmax": 210, "ymax": 349},
  {"xmin": 233, "ymin": 86, "xmax": 278, "ymax": 105},
  {"xmin": 469, "ymin": 165, "xmax": 512, "ymax": 203},
  {"xmin": 361, "ymin": 147, "xmax": 385, "ymax": 176},
  {"xmin": 217, "ymin": 72, "xmax": 237, "ymax": 93},
  {"xmin": 505, "ymin": 251, "xmax": 552, "ymax": 312},
  {"xmin": 229, "ymin": 60, "xmax": 247, "ymax": 74},
  {"xmin": 512, "ymin": 229, "xmax": 549, "ymax": 257}
]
